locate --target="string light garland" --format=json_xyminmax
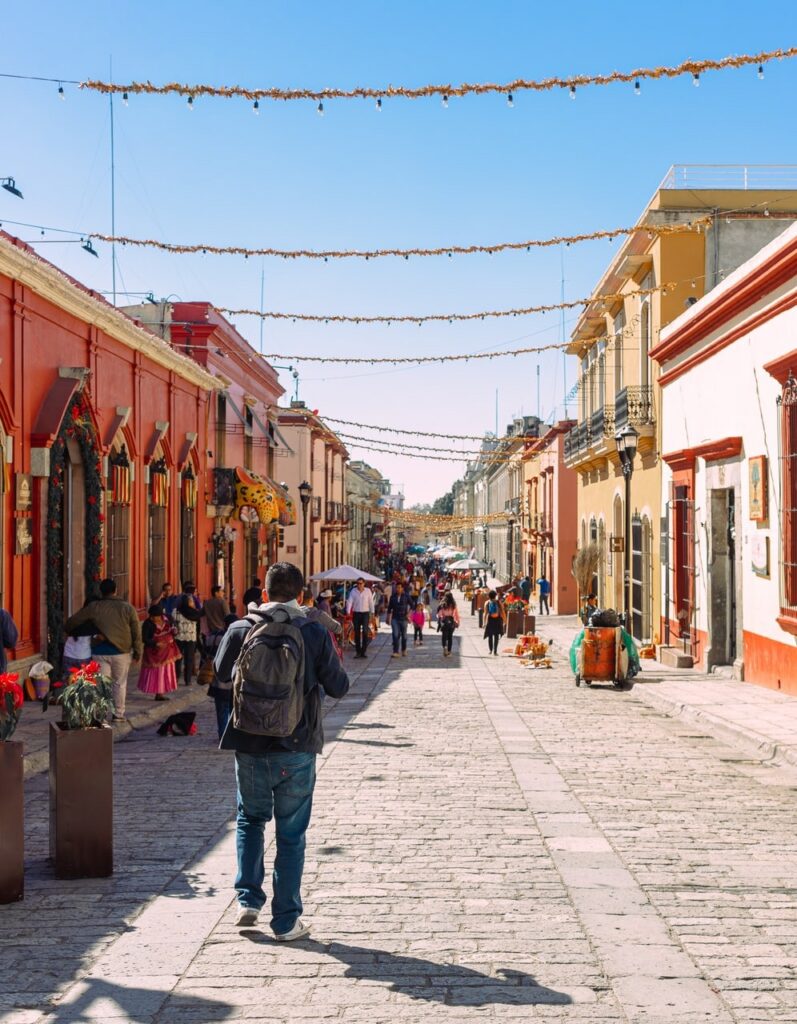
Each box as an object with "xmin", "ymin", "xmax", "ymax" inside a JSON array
[
  {"xmin": 262, "ymin": 339, "xmax": 572, "ymax": 365},
  {"xmin": 93, "ymin": 219, "xmax": 708, "ymax": 261},
  {"xmin": 341, "ymin": 438, "xmax": 522, "ymax": 464},
  {"xmin": 216, "ymin": 284, "xmax": 669, "ymax": 325},
  {"xmin": 325, "ymin": 417, "xmax": 521, "ymax": 443},
  {"xmin": 78, "ymin": 46, "xmax": 796, "ymax": 104},
  {"xmin": 336, "ymin": 431, "xmax": 503, "ymax": 456}
]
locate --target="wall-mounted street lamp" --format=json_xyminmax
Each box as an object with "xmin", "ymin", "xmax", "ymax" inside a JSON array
[
  {"xmin": 615, "ymin": 423, "xmax": 639, "ymax": 630},
  {"xmin": 298, "ymin": 480, "xmax": 312, "ymax": 579}
]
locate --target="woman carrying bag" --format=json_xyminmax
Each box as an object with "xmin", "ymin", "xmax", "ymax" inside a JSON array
[
  {"xmin": 436, "ymin": 592, "xmax": 460, "ymax": 658},
  {"xmin": 483, "ymin": 589, "xmax": 505, "ymax": 656}
]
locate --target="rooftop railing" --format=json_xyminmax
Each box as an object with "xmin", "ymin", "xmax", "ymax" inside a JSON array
[{"xmin": 659, "ymin": 164, "xmax": 797, "ymax": 191}]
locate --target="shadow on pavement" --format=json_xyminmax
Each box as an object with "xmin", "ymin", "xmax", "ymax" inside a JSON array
[
  {"xmin": 337, "ymin": 737, "xmax": 415, "ymax": 749},
  {"xmin": 40, "ymin": 976, "xmax": 234, "ymax": 1023},
  {"xmin": 245, "ymin": 937, "xmax": 573, "ymax": 1006}
]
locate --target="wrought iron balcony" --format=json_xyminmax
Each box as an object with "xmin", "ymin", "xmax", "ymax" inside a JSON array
[
  {"xmin": 614, "ymin": 386, "xmax": 654, "ymax": 431},
  {"xmin": 589, "ymin": 405, "xmax": 616, "ymax": 441}
]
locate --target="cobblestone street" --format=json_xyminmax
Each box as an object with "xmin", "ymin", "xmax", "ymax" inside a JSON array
[{"xmin": 4, "ymin": 599, "xmax": 797, "ymax": 1023}]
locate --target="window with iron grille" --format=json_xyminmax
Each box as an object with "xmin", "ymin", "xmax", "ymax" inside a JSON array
[
  {"xmin": 245, "ymin": 526, "xmax": 260, "ymax": 583},
  {"xmin": 779, "ymin": 373, "xmax": 797, "ymax": 613},
  {"xmin": 180, "ymin": 505, "xmax": 195, "ymax": 586},
  {"xmin": 244, "ymin": 406, "xmax": 254, "ymax": 470},
  {"xmin": 311, "ymin": 496, "xmax": 322, "ymax": 520},
  {"xmin": 148, "ymin": 506, "xmax": 168, "ymax": 601},
  {"xmin": 107, "ymin": 503, "xmax": 130, "ymax": 600},
  {"xmin": 216, "ymin": 394, "xmax": 227, "ymax": 466}
]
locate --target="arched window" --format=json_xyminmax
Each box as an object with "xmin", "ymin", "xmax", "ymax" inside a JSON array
[
  {"xmin": 148, "ymin": 452, "xmax": 169, "ymax": 600},
  {"xmin": 180, "ymin": 465, "xmax": 197, "ymax": 586},
  {"xmin": 108, "ymin": 442, "xmax": 131, "ymax": 599}
]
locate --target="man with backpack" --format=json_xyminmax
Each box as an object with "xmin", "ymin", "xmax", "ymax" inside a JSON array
[{"xmin": 214, "ymin": 562, "xmax": 350, "ymax": 940}]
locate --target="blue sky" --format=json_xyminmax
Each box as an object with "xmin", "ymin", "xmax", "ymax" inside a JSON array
[{"xmin": 2, "ymin": 2, "xmax": 797, "ymax": 502}]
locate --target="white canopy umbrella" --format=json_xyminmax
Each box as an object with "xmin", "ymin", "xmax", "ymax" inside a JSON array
[
  {"xmin": 446, "ymin": 558, "xmax": 489, "ymax": 572},
  {"xmin": 309, "ymin": 564, "xmax": 383, "ymax": 583}
]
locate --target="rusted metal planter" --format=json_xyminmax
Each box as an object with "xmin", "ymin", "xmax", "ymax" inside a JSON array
[
  {"xmin": 523, "ymin": 613, "xmax": 537, "ymax": 635},
  {"xmin": 49, "ymin": 723, "xmax": 113, "ymax": 878},
  {"xmin": 506, "ymin": 610, "xmax": 525, "ymax": 639},
  {"xmin": 0, "ymin": 740, "xmax": 24, "ymax": 903}
]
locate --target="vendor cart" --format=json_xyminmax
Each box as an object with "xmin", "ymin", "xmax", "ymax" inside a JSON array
[{"xmin": 572, "ymin": 626, "xmax": 634, "ymax": 691}]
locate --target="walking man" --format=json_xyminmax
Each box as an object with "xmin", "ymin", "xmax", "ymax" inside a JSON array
[
  {"xmin": 65, "ymin": 578, "xmax": 142, "ymax": 720},
  {"xmin": 386, "ymin": 581, "xmax": 411, "ymax": 658},
  {"xmin": 537, "ymin": 573, "xmax": 551, "ymax": 615},
  {"xmin": 214, "ymin": 562, "xmax": 350, "ymax": 940},
  {"xmin": 0, "ymin": 604, "xmax": 18, "ymax": 673},
  {"xmin": 345, "ymin": 578, "xmax": 374, "ymax": 659}
]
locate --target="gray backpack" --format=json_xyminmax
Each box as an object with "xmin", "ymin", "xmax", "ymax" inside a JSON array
[{"xmin": 231, "ymin": 609, "xmax": 306, "ymax": 736}]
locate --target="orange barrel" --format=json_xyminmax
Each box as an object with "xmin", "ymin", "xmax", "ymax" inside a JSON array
[{"xmin": 580, "ymin": 627, "xmax": 617, "ymax": 680}]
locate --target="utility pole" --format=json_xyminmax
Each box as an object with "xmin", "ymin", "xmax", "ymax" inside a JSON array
[
  {"xmin": 109, "ymin": 57, "xmax": 117, "ymax": 306},
  {"xmin": 561, "ymin": 245, "xmax": 567, "ymax": 418}
]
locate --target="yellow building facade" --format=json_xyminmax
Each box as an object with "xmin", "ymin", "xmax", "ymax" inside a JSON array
[{"xmin": 564, "ymin": 166, "xmax": 797, "ymax": 642}]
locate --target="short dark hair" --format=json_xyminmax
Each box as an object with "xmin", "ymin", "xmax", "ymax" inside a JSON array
[
  {"xmin": 356, "ymin": 578, "xmax": 365, "ymax": 584},
  {"xmin": 211, "ymin": 585, "xmax": 222, "ymax": 596},
  {"xmin": 100, "ymin": 578, "xmax": 117, "ymax": 597},
  {"xmin": 488, "ymin": 589, "xmax": 497, "ymax": 600},
  {"xmin": 265, "ymin": 562, "xmax": 304, "ymax": 603},
  {"xmin": 161, "ymin": 582, "xmax": 172, "ymax": 590},
  {"xmin": 251, "ymin": 577, "xmax": 262, "ymax": 587},
  {"xmin": 182, "ymin": 580, "xmax": 195, "ymax": 592},
  {"xmin": 148, "ymin": 604, "xmax": 162, "ymax": 616}
]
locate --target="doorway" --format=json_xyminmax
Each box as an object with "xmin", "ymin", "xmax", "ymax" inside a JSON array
[{"xmin": 707, "ymin": 488, "xmax": 739, "ymax": 670}]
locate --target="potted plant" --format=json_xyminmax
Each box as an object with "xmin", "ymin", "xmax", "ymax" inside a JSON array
[
  {"xmin": 0, "ymin": 672, "xmax": 24, "ymax": 903},
  {"xmin": 504, "ymin": 598, "xmax": 526, "ymax": 639},
  {"xmin": 49, "ymin": 662, "xmax": 114, "ymax": 879}
]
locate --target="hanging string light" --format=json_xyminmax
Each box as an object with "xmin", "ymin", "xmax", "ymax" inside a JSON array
[
  {"xmin": 94, "ymin": 218, "xmax": 710, "ymax": 261},
  {"xmin": 77, "ymin": 46, "xmax": 797, "ymax": 104},
  {"xmin": 216, "ymin": 283, "xmax": 670, "ymax": 326}
]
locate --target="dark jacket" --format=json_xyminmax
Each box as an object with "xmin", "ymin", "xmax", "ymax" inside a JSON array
[
  {"xmin": 0, "ymin": 608, "xmax": 19, "ymax": 673},
  {"xmin": 387, "ymin": 592, "xmax": 411, "ymax": 622},
  {"xmin": 214, "ymin": 607, "xmax": 350, "ymax": 755},
  {"xmin": 65, "ymin": 597, "xmax": 143, "ymax": 658}
]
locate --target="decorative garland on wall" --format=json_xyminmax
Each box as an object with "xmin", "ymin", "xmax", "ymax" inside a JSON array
[{"xmin": 46, "ymin": 392, "xmax": 104, "ymax": 669}]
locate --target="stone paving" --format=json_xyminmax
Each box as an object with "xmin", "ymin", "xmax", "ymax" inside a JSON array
[{"xmin": 3, "ymin": 600, "xmax": 797, "ymax": 1023}]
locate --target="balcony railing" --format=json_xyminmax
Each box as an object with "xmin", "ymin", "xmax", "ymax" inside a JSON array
[
  {"xmin": 660, "ymin": 164, "xmax": 797, "ymax": 191},
  {"xmin": 589, "ymin": 405, "xmax": 616, "ymax": 442},
  {"xmin": 614, "ymin": 386, "xmax": 654, "ymax": 431}
]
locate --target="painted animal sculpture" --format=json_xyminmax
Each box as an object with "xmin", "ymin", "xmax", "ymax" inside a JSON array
[{"xmin": 235, "ymin": 467, "xmax": 280, "ymax": 524}]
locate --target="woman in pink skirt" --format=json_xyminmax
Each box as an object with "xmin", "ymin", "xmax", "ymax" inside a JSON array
[{"xmin": 138, "ymin": 605, "xmax": 180, "ymax": 701}]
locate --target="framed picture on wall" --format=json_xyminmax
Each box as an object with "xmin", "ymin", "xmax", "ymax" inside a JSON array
[
  {"xmin": 15, "ymin": 473, "xmax": 32, "ymax": 511},
  {"xmin": 749, "ymin": 455, "xmax": 767, "ymax": 521},
  {"xmin": 15, "ymin": 516, "xmax": 33, "ymax": 555},
  {"xmin": 751, "ymin": 533, "xmax": 770, "ymax": 578}
]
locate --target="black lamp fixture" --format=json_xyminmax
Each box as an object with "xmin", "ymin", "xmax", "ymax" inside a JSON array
[
  {"xmin": 81, "ymin": 237, "xmax": 99, "ymax": 258},
  {"xmin": 615, "ymin": 423, "xmax": 639, "ymax": 471},
  {"xmin": 615, "ymin": 423, "xmax": 640, "ymax": 630},
  {"xmin": 298, "ymin": 480, "xmax": 312, "ymax": 578},
  {"xmin": 298, "ymin": 480, "xmax": 312, "ymax": 506},
  {"xmin": 1, "ymin": 177, "xmax": 23, "ymax": 199}
]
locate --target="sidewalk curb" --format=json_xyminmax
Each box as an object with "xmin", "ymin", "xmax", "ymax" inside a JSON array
[
  {"xmin": 635, "ymin": 686, "xmax": 797, "ymax": 768},
  {"xmin": 22, "ymin": 684, "xmax": 212, "ymax": 779}
]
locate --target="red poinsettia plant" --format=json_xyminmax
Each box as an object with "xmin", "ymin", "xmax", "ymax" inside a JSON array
[
  {"xmin": 0, "ymin": 672, "xmax": 24, "ymax": 741},
  {"xmin": 504, "ymin": 597, "xmax": 527, "ymax": 613},
  {"xmin": 55, "ymin": 661, "xmax": 114, "ymax": 729}
]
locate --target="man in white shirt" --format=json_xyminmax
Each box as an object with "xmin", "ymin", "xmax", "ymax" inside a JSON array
[{"xmin": 346, "ymin": 579, "xmax": 375, "ymax": 659}]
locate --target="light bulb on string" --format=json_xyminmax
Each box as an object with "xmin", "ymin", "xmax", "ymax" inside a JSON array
[
  {"xmin": 634, "ymin": 80, "xmax": 641, "ymax": 96},
  {"xmin": 442, "ymin": 94, "xmax": 449, "ymax": 108},
  {"xmin": 569, "ymin": 85, "xmax": 576, "ymax": 100},
  {"xmin": 253, "ymin": 100, "xmax": 259, "ymax": 114},
  {"xmin": 506, "ymin": 92, "xmax": 514, "ymax": 107},
  {"xmin": 122, "ymin": 91, "xmax": 129, "ymax": 106},
  {"xmin": 376, "ymin": 97, "xmax": 382, "ymax": 111},
  {"xmin": 187, "ymin": 95, "xmax": 194, "ymax": 109},
  {"xmin": 758, "ymin": 64, "xmax": 765, "ymax": 79},
  {"xmin": 317, "ymin": 101, "xmax": 324, "ymax": 116},
  {"xmin": 692, "ymin": 73, "xmax": 700, "ymax": 87},
  {"xmin": 58, "ymin": 83, "xmax": 65, "ymax": 100}
]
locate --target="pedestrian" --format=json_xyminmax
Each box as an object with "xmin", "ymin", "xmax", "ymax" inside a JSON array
[
  {"xmin": 386, "ymin": 581, "xmax": 411, "ymax": 658},
  {"xmin": 302, "ymin": 589, "xmax": 343, "ymax": 638},
  {"xmin": 436, "ymin": 593, "xmax": 460, "ymax": 657},
  {"xmin": 65, "ymin": 578, "xmax": 142, "ymax": 721},
  {"xmin": 138, "ymin": 605, "xmax": 180, "ymax": 702},
  {"xmin": 410, "ymin": 601, "xmax": 429, "ymax": 646},
  {"xmin": 213, "ymin": 562, "xmax": 350, "ymax": 939},
  {"xmin": 157, "ymin": 582, "xmax": 180, "ymax": 619},
  {"xmin": 519, "ymin": 575, "xmax": 532, "ymax": 602},
  {"xmin": 242, "ymin": 577, "xmax": 263, "ymax": 610},
  {"xmin": 345, "ymin": 578, "xmax": 375, "ymax": 659},
  {"xmin": 317, "ymin": 589, "xmax": 333, "ymax": 616},
  {"xmin": 537, "ymin": 573, "xmax": 551, "ymax": 615},
  {"xmin": 62, "ymin": 598, "xmax": 96, "ymax": 677},
  {"xmin": 207, "ymin": 613, "xmax": 239, "ymax": 739},
  {"xmin": 483, "ymin": 589, "xmax": 505, "ymax": 657},
  {"xmin": 173, "ymin": 581, "xmax": 205, "ymax": 685},
  {"xmin": 0, "ymin": 605, "xmax": 18, "ymax": 673},
  {"xmin": 203, "ymin": 585, "xmax": 230, "ymax": 634}
]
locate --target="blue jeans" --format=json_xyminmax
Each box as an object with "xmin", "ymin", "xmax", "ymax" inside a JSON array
[
  {"xmin": 213, "ymin": 692, "xmax": 232, "ymax": 741},
  {"xmin": 391, "ymin": 618, "xmax": 408, "ymax": 652},
  {"xmin": 234, "ymin": 751, "xmax": 316, "ymax": 934}
]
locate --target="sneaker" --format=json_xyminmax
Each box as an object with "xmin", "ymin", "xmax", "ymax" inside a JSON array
[
  {"xmin": 273, "ymin": 918, "xmax": 310, "ymax": 942},
  {"xmin": 235, "ymin": 906, "xmax": 260, "ymax": 928},
  {"xmin": 402, "ymin": 650, "xmax": 408, "ymax": 657},
  {"xmin": 392, "ymin": 652, "xmax": 400, "ymax": 658}
]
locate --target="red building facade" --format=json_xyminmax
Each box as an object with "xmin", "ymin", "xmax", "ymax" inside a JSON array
[{"xmin": 0, "ymin": 233, "xmax": 288, "ymax": 674}]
